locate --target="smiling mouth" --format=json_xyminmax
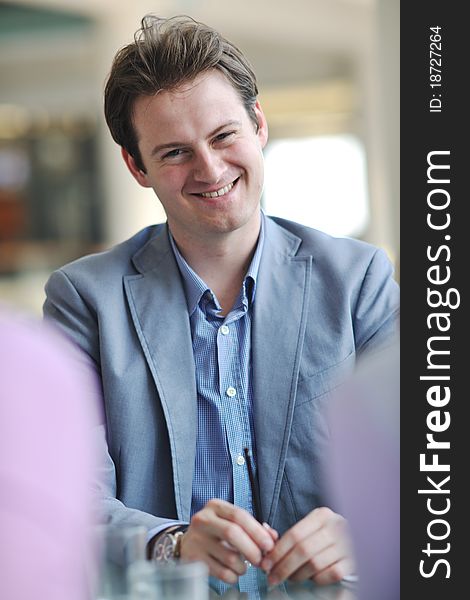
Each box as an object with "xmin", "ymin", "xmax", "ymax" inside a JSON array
[{"xmin": 196, "ymin": 177, "xmax": 240, "ymax": 198}]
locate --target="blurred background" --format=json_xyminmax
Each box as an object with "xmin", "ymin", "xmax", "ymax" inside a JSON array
[{"xmin": 0, "ymin": 0, "xmax": 399, "ymax": 316}]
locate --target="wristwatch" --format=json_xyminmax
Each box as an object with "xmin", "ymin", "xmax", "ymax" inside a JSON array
[{"xmin": 151, "ymin": 526, "xmax": 187, "ymax": 563}]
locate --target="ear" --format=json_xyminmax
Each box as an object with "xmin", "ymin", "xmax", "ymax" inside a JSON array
[
  {"xmin": 121, "ymin": 147, "xmax": 152, "ymax": 188},
  {"xmin": 254, "ymin": 100, "xmax": 269, "ymax": 149}
]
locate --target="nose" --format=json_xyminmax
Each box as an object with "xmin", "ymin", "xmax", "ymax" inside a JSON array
[{"xmin": 192, "ymin": 147, "xmax": 224, "ymax": 184}]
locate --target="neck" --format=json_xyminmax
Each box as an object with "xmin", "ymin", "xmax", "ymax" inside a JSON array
[{"xmin": 171, "ymin": 216, "xmax": 261, "ymax": 314}]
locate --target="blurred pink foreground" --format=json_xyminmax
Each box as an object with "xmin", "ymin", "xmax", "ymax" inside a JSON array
[{"xmin": 0, "ymin": 308, "xmax": 98, "ymax": 600}]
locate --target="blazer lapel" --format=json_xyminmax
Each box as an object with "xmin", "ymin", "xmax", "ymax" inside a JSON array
[
  {"xmin": 124, "ymin": 226, "xmax": 197, "ymax": 521},
  {"xmin": 253, "ymin": 218, "xmax": 312, "ymax": 524}
]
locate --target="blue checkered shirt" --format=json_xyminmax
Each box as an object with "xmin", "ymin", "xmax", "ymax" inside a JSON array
[{"xmin": 170, "ymin": 214, "xmax": 266, "ymax": 595}]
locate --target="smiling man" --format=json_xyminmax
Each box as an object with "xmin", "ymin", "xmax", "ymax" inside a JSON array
[
  {"xmin": 43, "ymin": 15, "xmax": 399, "ymax": 594},
  {"xmin": 121, "ymin": 70, "xmax": 267, "ymax": 316}
]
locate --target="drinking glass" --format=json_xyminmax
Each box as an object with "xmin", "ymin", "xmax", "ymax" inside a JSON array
[
  {"xmin": 90, "ymin": 524, "xmax": 148, "ymax": 599},
  {"xmin": 128, "ymin": 560, "xmax": 209, "ymax": 600}
]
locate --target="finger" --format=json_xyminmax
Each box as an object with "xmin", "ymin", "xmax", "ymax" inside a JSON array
[
  {"xmin": 264, "ymin": 507, "xmax": 349, "ymax": 576},
  {"xmin": 284, "ymin": 533, "xmax": 355, "ymax": 585},
  {"xmin": 218, "ymin": 519, "xmax": 269, "ymax": 566},
  {"xmin": 209, "ymin": 542, "xmax": 248, "ymax": 577},
  {"xmin": 266, "ymin": 511, "xmax": 352, "ymax": 584},
  {"xmin": 203, "ymin": 553, "xmax": 242, "ymax": 585},
  {"xmin": 181, "ymin": 533, "xmax": 248, "ymax": 581},
  {"xmin": 286, "ymin": 544, "xmax": 341, "ymax": 582},
  {"xmin": 266, "ymin": 539, "xmax": 319, "ymax": 585},
  {"xmin": 293, "ymin": 520, "xmax": 354, "ymax": 581},
  {"xmin": 312, "ymin": 556, "xmax": 356, "ymax": 586},
  {"xmin": 189, "ymin": 500, "xmax": 274, "ymax": 565},
  {"xmin": 262, "ymin": 508, "xmax": 328, "ymax": 569},
  {"xmin": 263, "ymin": 522, "xmax": 279, "ymax": 542},
  {"xmin": 205, "ymin": 499, "xmax": 275, "ymax": 558},
  {"xmin": 260, "ymin": 521, "xmax": 327, "ymax": 573}
]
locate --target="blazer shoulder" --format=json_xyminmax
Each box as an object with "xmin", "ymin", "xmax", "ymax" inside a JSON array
[
  {"xmin": 268, "ymin": 215, "xmax": 387, "ymax": 267},
  {"xmin": 53, "ymin": 224, "xmax": 166, "ymax": 282}
]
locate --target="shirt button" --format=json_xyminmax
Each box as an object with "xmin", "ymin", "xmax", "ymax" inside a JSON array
[
  {"xmin": 220, "ymin": 325, "xmax": 230, "ymax": 335},
  {"xmin": 226, "ymin": 386, "xmax": 237, "ymax": 398},
  {"xmin": 236, "ymin": 454, "xmax": 246, "ymax": 466}
]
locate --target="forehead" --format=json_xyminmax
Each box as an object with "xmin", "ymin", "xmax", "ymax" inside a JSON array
[{"xmin": 132, "ymin": 70, "xmax": 248, "ymax": 143}]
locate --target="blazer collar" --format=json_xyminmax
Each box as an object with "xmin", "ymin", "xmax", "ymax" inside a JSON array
[{"xmin": 125, "ymin": 223, "xmax": 197, "ymax": 520}]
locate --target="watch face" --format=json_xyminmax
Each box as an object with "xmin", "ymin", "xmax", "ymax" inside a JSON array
[{"xmin": 155, "ymin": 534, "xmax": 175, "ymax": 562}]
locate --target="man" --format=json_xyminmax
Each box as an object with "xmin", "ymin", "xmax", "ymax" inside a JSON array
[{"xmin": 44, "ymin": 15, "xmax": 399, "ymax": 592}]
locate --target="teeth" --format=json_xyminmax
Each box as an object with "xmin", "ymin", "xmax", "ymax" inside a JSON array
[{"xmin": 200, "ymin": 181, "xmax": 234, "ymax": 198}]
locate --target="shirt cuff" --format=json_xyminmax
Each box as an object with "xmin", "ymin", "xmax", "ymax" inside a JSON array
[{"xmin": 146, "ymin": 521, "xmax": 189, "ymax": 544}]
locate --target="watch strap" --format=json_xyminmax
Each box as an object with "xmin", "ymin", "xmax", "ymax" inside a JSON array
[
  {"xmin": 173, "ymin": 529, "xmax": 185, "ymax": 559},
  {"xmin": 149, "ymin": 525, "xmax": 188, "ymax": 562}
]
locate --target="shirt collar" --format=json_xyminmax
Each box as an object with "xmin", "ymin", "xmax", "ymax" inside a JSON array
[{"xmin": 169, "ymin": 211, "xmax": 265, "ymax": 316}]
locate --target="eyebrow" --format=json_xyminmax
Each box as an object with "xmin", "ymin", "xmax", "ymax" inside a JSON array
[{"xmin": 150, "ymin": 120, "xmax": 242, "ymax": 157}]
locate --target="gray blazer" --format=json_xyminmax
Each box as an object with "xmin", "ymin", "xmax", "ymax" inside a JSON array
[{"xmin": 44, "ymin": 216, "xmax": 399, "ymax": 535}]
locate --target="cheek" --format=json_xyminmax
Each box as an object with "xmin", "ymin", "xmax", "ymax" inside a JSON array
[
  {"xmin": 249, "ymin": 146, "xmax": 265, "ymax": 185},
  {"xmin": 232, "ymin": 141, "xmax": 264, "ymax": 173},
  {"xmin": 152, "ymin": 168, "xmax": 186, "ymax": 197}
]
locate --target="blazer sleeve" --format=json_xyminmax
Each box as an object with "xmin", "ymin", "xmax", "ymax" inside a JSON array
[
  {"xmin": 352, "ymin": 247, "xmax": 400, "ymax": 355},
  {"xmin": 43, "ymin": 269, "xmax": 179, "ymax": 532}
]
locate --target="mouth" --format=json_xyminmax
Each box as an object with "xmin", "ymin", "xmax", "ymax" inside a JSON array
[{"xmin": 193, "ymin": 177, "xmax": 240, "ymax": 199}]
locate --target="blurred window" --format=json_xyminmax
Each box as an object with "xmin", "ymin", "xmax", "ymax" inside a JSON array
[
  {"xmin": 0, "ymin": 3, "xmax": 101, "ymax": 284},
  {"xmin": 263, "ymin": 134, "xmax": 369, "ymax": 238},
  {"xmin": 0, "ymin": 115, "xmax": 103, "ymax": 276}
]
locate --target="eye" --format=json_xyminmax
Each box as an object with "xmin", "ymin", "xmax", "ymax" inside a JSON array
[
  {"xmin": 163, "ymin": 148, "xmax": 185, "ymax": 159},
  {"xmin": 214, "ymin": 131, "xmax": 235, "ymax": 144}
]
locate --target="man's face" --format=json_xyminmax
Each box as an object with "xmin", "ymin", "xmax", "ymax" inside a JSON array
[{"xmin": 122, "ymin": 70, "xmax": 268, "ymax": 245}]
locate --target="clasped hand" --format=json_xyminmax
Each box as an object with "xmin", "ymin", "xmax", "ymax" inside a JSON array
[{"xmin": 179, "ymin": 499, "xmax": 355, "ymax": 586}]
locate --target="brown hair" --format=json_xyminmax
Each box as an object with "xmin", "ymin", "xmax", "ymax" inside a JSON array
[{"xmin": 104, "ymin": 15, "xmax": 259, "ymax": 172}]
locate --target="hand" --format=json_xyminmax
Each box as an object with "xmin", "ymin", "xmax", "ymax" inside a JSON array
[
  {"xmin": 260, "ymin": 507, "xmax": 355, "ymax": 586},
  {"xmin": 179, "ymin": 498, "xmax": 277, "ymax": 584}
]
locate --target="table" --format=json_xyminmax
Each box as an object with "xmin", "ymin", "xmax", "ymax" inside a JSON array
[
  {"xmin": 208, "ymin": 572, "xmax": 357, "ymax": 599},
  {"xmin": 96, "ymin": 553, "xmax": 357, "ymax": 599}
]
